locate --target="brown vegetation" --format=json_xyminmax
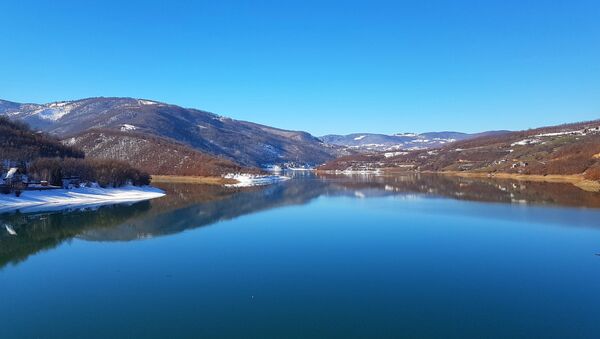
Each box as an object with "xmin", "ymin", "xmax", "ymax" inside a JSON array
[
  {"xmin": 584, "ymin": 164, "xmax": 600, "ymax": 181},
  {"xmin": 6, "ymin": 97, "xmax": 338, "ymax": 167},
  {"xmin": 318, "ymin": 154, "xmax": 385, "ymax": 171},
  {"xmin": 319, "ymin": 120, "xmax": 600, "ymax": 184},
  {"xmin": 28, "ymin": 158, "xmax": 150, "ymax": 187},
  {"xmin": 0, "ymin": 116, "xmax": 83, "ymax": 162},
  {"xmin": 151, "ymin": 175, "xmax": 236, "ymax": 185},
  {"xmin": 1, "ymin": 118, "xmax": 150, "ymax": 189},
  {"xmin": 65, "ymin": 130, "xmax": 262, "ymax": 176}
]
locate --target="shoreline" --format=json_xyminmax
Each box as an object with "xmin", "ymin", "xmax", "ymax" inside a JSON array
[
  {"xmin": 318, "ymin": 168, "xmax": 600, "ymax": 192},
  {"xmin": 151, "ymin": 174, "xmax": 290, "ymax": 187},
  {"xmin": 425, "ymin": 170, "xmax": 600, "ymax": 192},
  {"xmin": 151, "ymin": 175, "xmax": 236, "ymax": 185},
  {"xmin": 0, "ymin": 185, "xmax": 166, "ymax": 214}
]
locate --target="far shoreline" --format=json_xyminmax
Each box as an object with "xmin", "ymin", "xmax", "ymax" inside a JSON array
[
  {"xmin": 151, "ymin": 175, "xmax": 236, "ymax": 185},
  {"xmin": 431, "ymin": 171, "xmax": 600, "ymax": 193},
  {"xmin": 316, "ymin": 168, "xmax": 600, "ymax": 193},
  {"xmin": 151, "ymin": 174, "xmax": 290, "ymax": 187}
]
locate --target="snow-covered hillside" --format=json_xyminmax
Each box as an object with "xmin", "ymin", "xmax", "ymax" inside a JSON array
[
  {"xmin": 1, "ymin": 97, "xmax": 339, "ymax": 167},
  {"xmin": 321, "ymin": 131, "xmax": 507, "ymax": 152}
]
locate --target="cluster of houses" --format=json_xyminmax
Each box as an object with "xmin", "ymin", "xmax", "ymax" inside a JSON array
[
  {"xmin": 0, "ymin": 166, "xmax": 81, "ymax": 195},
  {"xmin": 511, "ymin": 161, "xmax": 529, "ymax": 169}
]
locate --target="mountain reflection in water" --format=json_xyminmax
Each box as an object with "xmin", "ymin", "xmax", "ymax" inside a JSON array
[{"xmin": 1, "ymin": 172, "xmax": 600, "ymax": 268}]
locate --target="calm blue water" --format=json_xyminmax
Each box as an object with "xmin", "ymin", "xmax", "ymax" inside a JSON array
[{"xmin": 1, "ymin": 174, "xmax": 600, "ymax": 338}]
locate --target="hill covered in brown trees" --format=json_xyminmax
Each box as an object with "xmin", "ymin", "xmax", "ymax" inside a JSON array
[
  {"xmin": 319, "ymin": 120, "xmax": 600, "ymax": 181},
  {"xmin": 0, "ymin": 117, "xmax": 150, "ymax": 189},
  {"xmin": 64, "ymin": 129, "xmax": 260, "ymax": 176},
  {"xmin": 0, "ymin": 116, "xmax": 84, "ymax": 162},
  {"xmin": 1, "ymin": 97, "xmax": 340, "ymax": 167}
]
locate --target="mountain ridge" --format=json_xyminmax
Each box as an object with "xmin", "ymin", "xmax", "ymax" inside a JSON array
[
  {"xmin": 319, "ymin": 119, "xmax": 600, "ymax": 181},
  {"xmin": 321, "ymin": 130, "xmax": 510, "ymax": 152},
  {"xmin": 1, "ymin": 97, "xmax": 340, "ymax": 168},
  {"xmin": 63, "ymin": 129, "xmax": 258, "ymax": 176}
]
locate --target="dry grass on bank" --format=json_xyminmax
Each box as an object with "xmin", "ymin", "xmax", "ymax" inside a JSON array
[
  {"xmin": 151, "ymin": 175, "xmax": 236, "ymax": 185},
  {"xmin": 434, "ymin": 171, "xmax": 600, "ymax": 192}
]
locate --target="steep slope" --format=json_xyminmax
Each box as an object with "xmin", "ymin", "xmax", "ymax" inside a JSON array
[
  {"xmin": 321, "ymin": 130, "xmax": 509, "ymax": 152},
  {"xmin": 0, "ymin": 99, "xmax": 22, "ymax": 112},
  {"xmin": 0, "ymin": 116, "xmax": 84, "ymax": 163},
  {"xmin": 64, "ymin": 130, "xmax": 255, "ymax": 176},
  {"xmin": 2, "ymin": 97, "xmax": 338, "ymax": 167},
  {"xmin": 320, "ymin": 120, "xmax": 600, "ymax": 180},
  {"xmin": 0, "ymin": 117, "xmax": 151, "ymax": 188}
]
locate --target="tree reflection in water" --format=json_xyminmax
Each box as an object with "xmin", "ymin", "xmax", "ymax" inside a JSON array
[{"xmin": 2, "ymin": 172, "xmax": 600, "ymax": 269}]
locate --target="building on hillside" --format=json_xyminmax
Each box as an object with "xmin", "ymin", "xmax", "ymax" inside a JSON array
[
  {"xmin": 1, "ymin": 167, "xmax": 29, "ymax": 195},
  {"xmin": 511, "ymin": 161, "xmax": 528, "ymax": 169},
  {"xmin": 3, "ymin": 167, "xmax": 28, "ymax": 185}
]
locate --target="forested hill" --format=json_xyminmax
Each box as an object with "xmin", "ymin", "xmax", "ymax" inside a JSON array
[
  {"xmin": 0, "ymin": 116, "xmax": 83, "ymax": 163},
  {"xmin": 0, "ymin": 117, "xmax": 150, "ymax": 188},
  {"xmin": 319, "ymin": 119, "xmax": 600, "ymax": 180},
  {"xmin": 1, "ymin": 97, "xmax": 339, "ymax": 167},
  {"xmin": 0, "ymin": 116, "xmax": 258, "ymax": 177},
  {"xmin": 64, "ymin": 129, "xmax": 260, "ymax": 176}
]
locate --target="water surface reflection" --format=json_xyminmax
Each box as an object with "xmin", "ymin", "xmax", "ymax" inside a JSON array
[{"xmin": 2, "ymin": 173, "xmax": 599, "ymax": 268}]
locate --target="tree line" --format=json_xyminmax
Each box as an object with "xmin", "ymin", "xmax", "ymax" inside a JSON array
[
  {"xmin": 0, "ymin": 116, "xmax": 84, "ymax": 161},
  {"xmin": 27, "ymin": 158, "xmax": 150, "ymax": 187},
  {"xmin": 1, "ymin": 117, "xmax": 150, "ymax": 191}
]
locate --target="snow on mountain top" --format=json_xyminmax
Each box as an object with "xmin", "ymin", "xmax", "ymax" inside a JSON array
[
  {"xmin": 510, "ymin": 127, "xmax": 600, "ymax": 146},
  {"xmin": 534, "ymin": 128, "xmax": 596, "ymax": 137},
  {"xmin": 35, "ymin": 105, "xmax": 77, "ymax": 121},
  {"xmin": 137, "ymin": 99, "xmax": 158, "ymax": 105},
  {"xmin": 48, "ymin": 101, "xmax": 69, "ymax": 108},
  {"xmin": 354, "ymin": 135, "xmax": 367, "ymax": 140},
  {"xmin": 13, "ymin": 101, "xmax": 83, "ymax": 121},
  {"xmin": 121, "ymin": 124, "xmax": 137, "ymax": 131},
  {"xmin": 36, "ymin": 109, "xmax": 65, "ymax": 121}
]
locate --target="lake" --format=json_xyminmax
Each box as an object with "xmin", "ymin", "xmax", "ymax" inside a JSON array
[{"xmin": 1, "ymin": 173, "xmax": 600, "ymax": 338}]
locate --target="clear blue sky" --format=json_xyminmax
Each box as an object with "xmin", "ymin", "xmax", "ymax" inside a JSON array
[{"xmin": 1, "ymin": 0, "xmax": 599, "ymax": 135}]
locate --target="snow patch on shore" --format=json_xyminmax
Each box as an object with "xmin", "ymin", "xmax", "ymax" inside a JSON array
[
  {"xmin": 223, "ymin": 173, "xmax": 290, "ymax": 187},
  {"xmin": 264, "ymin": 165, "xmax": 283, "ymax": 173},
  {"xmin": 330, "ymin": 169, "xmax": 382, "ymax": 175},
  {"xmin": 0, "ymin": 186, "xmax": 165, "ymax": 214}
]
